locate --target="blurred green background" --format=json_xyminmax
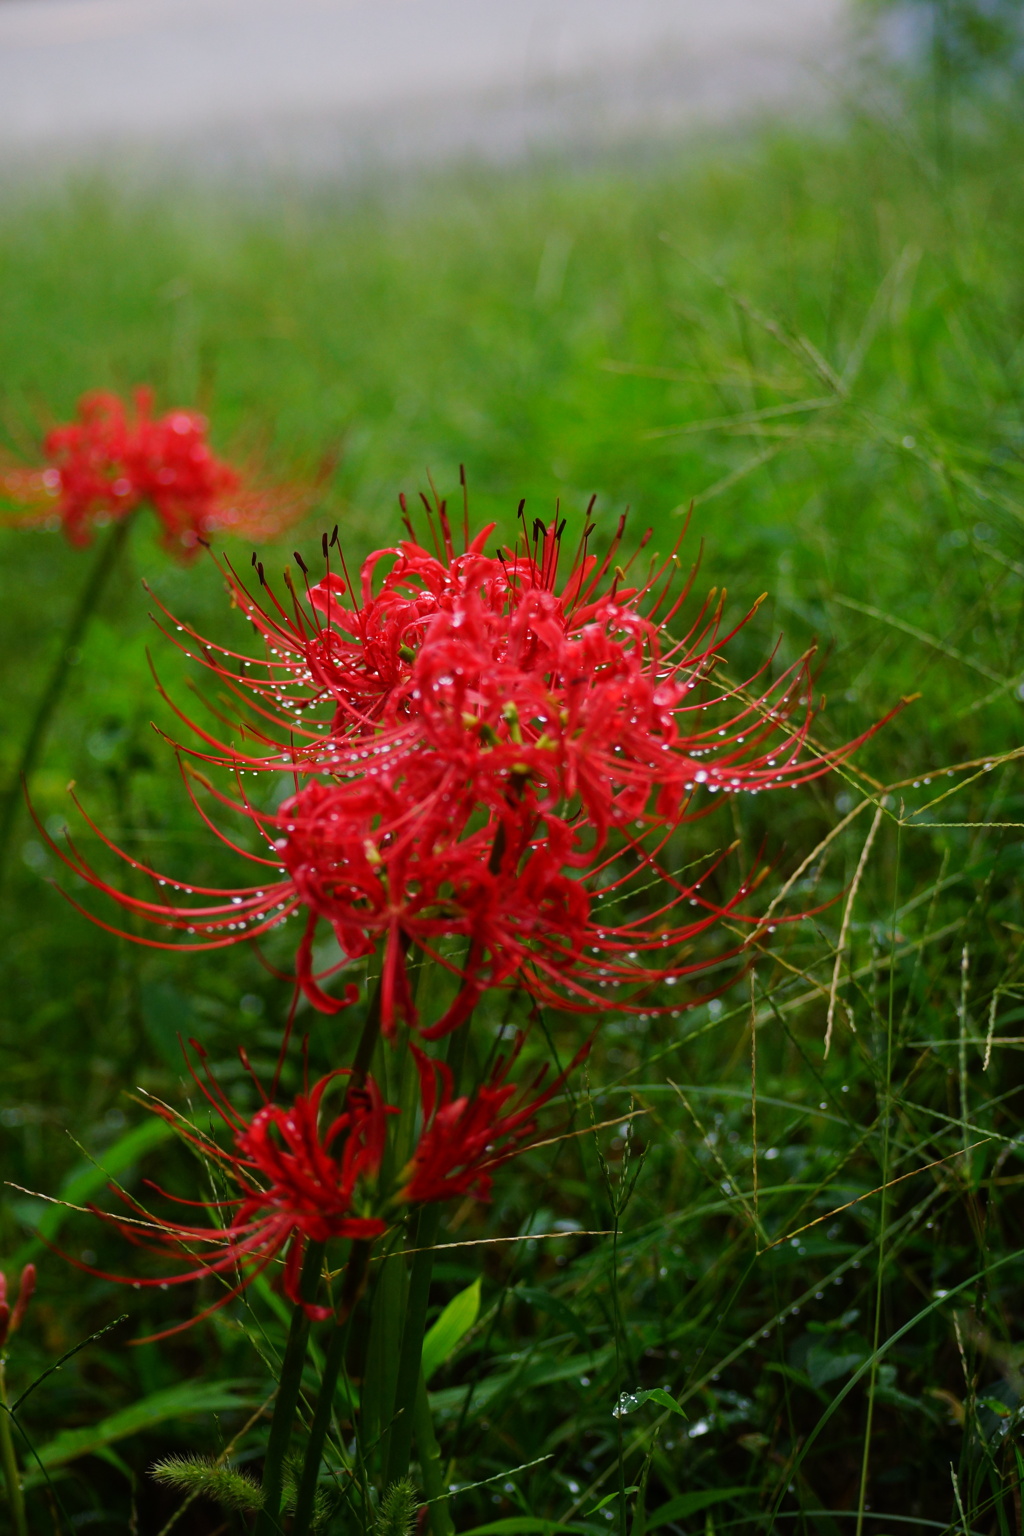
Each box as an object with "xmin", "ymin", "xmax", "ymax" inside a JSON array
[{"xmin": 4, "ymin": 26, "xmax": 1024, "ymax": 1533}]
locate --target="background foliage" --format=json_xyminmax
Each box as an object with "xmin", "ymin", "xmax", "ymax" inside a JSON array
[{"xmin": 3, "ymin": 69, "xmax": 1024, "ymax": 1534}]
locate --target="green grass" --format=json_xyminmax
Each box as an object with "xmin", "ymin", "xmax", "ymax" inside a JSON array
[{"xmin": 3, "ymin": 89, "xmax": 1024, "ymax": 1533}]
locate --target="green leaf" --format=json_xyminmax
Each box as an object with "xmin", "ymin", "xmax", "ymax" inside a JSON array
[
  {"xmin": 1014, "ymin": 1444, "xmax": 1024, "ymax": 1486},
  {"xmin": 421, "ymin": 1278, "xmax": 481, "ymax": 1385},
  {"xmin": 646, "ymin": 1488, "xmax": 754, "ymax": 1530},
  {"xmin": 612, "ymin": 1388, "xmax": 686, "ymax": 1419},
  {"xmin": 92, "ymin": 1445, "xmax": 134, "ymax": 1482},
  {"xmin": 140, "ymin": 981, "xmax": 200, "ymax": 1068},
  {"xmin": 805, "ymin": 1341, "xmax": 869, "ymax": 1390},
  {"xmin": 28, "ymin": 1379, "xmax": 262, "ymax": 1474},
  {"xmin": 430, "ymin": 1345, "xmax": 616, "ymax": 1417},
  {"xmin": 12, "ymin": 1116, "xmax": 176, "ymax": 1266},
  {"xmin": 458, "ymin": 1522, "xmax": 588, "ymax": 1535},
  {"xmin": 585, "ymin": 1487, "xmax": 638, "ymax": 1515},
  {"xmin": 515, "ymin": 1286, "xmax": 591, "ymax": 1353}
]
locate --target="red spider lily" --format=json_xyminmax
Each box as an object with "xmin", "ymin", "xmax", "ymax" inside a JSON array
[
  {"xmin": 295, "ymin": 522, "xmax": 505, "ymax": 730},
  {"xmin": 0, "ymin": 1263, "xmax": 36, "ymax": 1348},
  {"xmin": 63, "ymin": 1037, "xmax": 587, "ymax": 1332},
  {"xmin": 34, "ymin": 496, "xmax": 905, "ymax": 1023},
  {"xmin": 76, "ymin": 1046, "xmax": 391, "ymax": 1335},
  {"xmin": 0, "ymin": 388, "xmax": 309, "ymax": 555},
  {"xmin": 274, "ymin": 784, "xmax": 731, "ymax": 1033},
  {"xmin": 397, "ymin": 1036, "xmax": 591, "ymax": 1205},
  {"xmin": 44, "ymin": 766, "xmax": 769, "ymax": 1032},
  {"xmin": 144, "ymin": 504, "xmax": 900, "ymax": 844}
]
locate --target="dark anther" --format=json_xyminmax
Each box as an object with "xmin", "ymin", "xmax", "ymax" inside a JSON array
[
  {"xmin": 251, "ymin": 551, "xmax": 258, "ymax": 567},
  {"xmin": 257, "ymin": 562, "xmax": 266, "ymax": 586},
  {"xmin": 330, "ymin": 525, "xmax": 339, "ymax": 547},
  {"xmin": 294, "ymin": 551, "xmax": 308, "ymax": 575},
  {"xmin": 517, "ymin": 498, "xmax": 526, "ymax": 517},
  {"xmin": 321, "ymin": 531, "xmax": 329, "ymax": 558}
]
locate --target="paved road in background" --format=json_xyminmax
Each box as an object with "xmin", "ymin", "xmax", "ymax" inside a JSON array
[{"xmin": 0, "ymin": 0, "xmax": 850, "ymax": 176}]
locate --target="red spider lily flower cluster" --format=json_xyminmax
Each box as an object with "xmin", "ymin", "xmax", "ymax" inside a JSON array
[
  {"xmin": 42, "ymin": 499, "xmax": 902, "ymax": 1033},
  {"xmin": 79, "ymin": 1047, "xmax": 392, "ymax": 1333},
  {"xmin": 398, "ymin": 1036, "xmax": 590, "ymax": 1204},
  {"xmin": 35, "ymin": 488, "xmax": 905, "ymax": 1336},
  {"xmin": 0, "ymin": 1263, "xmax": 36, "ymax": 1348},
  {"xmin": 0, "ymin": 388, "xmax": 308, "ymax": 556},
  {"xmin": 80, "ymin": 1039, "xmax": 582, "ymax": 1328}
]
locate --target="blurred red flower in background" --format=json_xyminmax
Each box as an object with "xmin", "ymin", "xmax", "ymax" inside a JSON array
[
  {"xmin": 0, "ymin": 388, "xmax": 310, "ymax": 555},
  {"xmin": 0, "ymin": 1263, "xmax": 35, "ymax": 1348}
]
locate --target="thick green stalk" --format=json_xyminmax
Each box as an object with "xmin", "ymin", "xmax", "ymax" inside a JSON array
[
  {"xmin": 0, "ymin": 513, "xmax": 135, "ymax": 883},
  {"xmin": 384, "ymin": 1203, "xmax": 443, "ymax": 1487},
  {"xmin": 290, "ymin": 1319, "xmax": 348, "ymax": 1536},
  {"xmin": 444, "ymin": 1021, "xmax": 470, "ymax": 1097},
  {"xmin": 384, "ymin": 1018, "xmax": 470, "ymax": 1488},
  {"xmin": 361, "ymin": 1232, "xmax": 407, "ymax": 1463},
  {"xmin": 254, "ymin": 1240, "xmax": 325, "ymax": 1536},
  {"xmin": 0, "ymin": 1362, "xmax": 27, "ymax": 1536},
  {"xmin": 361, "ymin": 1017, "xmax": 417, "ymax": 1453},
  {"xmin": 365, "ymin": 1037, "xmax": 420, "ymax": 1468},
  {"xmin": 291, "ymin": 1241, "xmax": 372, "ymax": 1536},
  {"xmin": 348, "ymin": 991, "xmax": 386, "ymax": 1096},
  {"xmin": 346, "ymin": 932, "xmax": 411, "ymax": 1101},
  {"xmin": 413, "ymin": 1372, "xmax": 455, "ymax": 1536},
  {"xmin": 282, "ymin": 962, "xmax": 397, "ymax": 1528}
]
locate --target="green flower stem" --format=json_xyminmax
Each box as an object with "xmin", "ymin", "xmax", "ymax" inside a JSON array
[
  {"xmin": 257, "ymin": 956, "xmax": 394, "ymax": 1535},
  {"xmin": 291, "ymin": 1240, "xmax": 372, "ymax": 1536},
  {"xmin": 362, "ymin": 949, "xmax": 432, "ymax": 1456},
  {"xmin": 351, "ymin": 980, "xmax": 415, "ymax": 1460},
  {"xmin": 413, "ymin": 1371, "xmax": 455, "ymax": 1536},
  {"xmin": 347, "ymin": 933, "xmax": 411, "ymax": 1100},
  {"xmin": 385, "ymin": 1014, "xmax": 471, "ymax": 1489},
  {"xmin": 384, "ymin": 1203, "xmax": 443, "ymax": 1487},
  {"xmin": 0, "ymin": 1361, "xmax": 27, "ymax": 1536},
  {"xmin": 361, "ymin": 1228, "xmax": 407, "ymax": 1462},
  {"xmin": 445, "ymin": 1019, "xmax": 470, "ymax": 1098},
  {"xmin": 254, "ymin": 1239, "xmax": 326, "ymax": 1536},
  {"xmin": 0, "ymin": 512, "xmax": 135, "ymax": 884}
]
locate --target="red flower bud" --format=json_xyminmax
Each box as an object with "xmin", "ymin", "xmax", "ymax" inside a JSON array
[{"xmin": 9, "ymin": 1264, "xmax": 36, "ymax": 1336}]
